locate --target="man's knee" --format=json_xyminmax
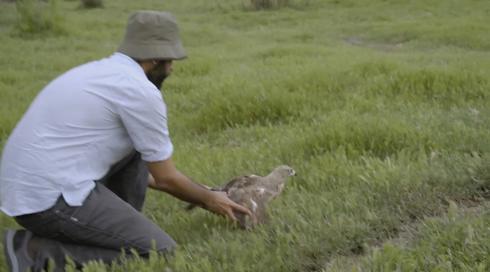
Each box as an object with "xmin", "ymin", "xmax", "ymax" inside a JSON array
[
  {"xmin": 154, "ymin": 234, "xmax": 177, "ymax": 254},
  {"xmin": 137, "ymin": 231, "xmax": 177, "ymax": 256}
]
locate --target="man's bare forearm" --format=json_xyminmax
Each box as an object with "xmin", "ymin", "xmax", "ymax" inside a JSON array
[{"xmin": 148, "ymin": 171, "xmax": 213, "ymax": 206}]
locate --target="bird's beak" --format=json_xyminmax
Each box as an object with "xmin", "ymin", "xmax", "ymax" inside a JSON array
[{"xmin": 289, "ymin": 169, "xmax": 296, "ymax": 177}]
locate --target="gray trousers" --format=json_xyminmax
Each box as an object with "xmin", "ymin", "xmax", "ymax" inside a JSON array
[{"xmin": 14, "ymin": 152, "xmax": 176, "ymax": 271}]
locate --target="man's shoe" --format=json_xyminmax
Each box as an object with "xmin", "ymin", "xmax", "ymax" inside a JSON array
[{"xmin": 3, "ymin": 229, "xmax": 34, "ymax": 272}]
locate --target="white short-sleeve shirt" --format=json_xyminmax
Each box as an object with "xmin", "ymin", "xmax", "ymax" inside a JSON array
[{"xmin": 0, "ymin": 53, "xmax": 173, "ymax": 216}]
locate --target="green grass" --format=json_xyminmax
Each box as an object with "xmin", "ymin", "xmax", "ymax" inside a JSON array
[
  {"xmin": 1, "ymin": 0, "xmax": 489, "ymax": 271},
  {"xmin": 13, "ymin": 0, "xmax": 66, "ymax": 37},
  {"xmin": 359, "ymin": 201, "xmax": 490, "ymax": 272}
]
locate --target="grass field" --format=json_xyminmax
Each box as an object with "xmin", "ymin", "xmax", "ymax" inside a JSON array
[{"xmin": 1, "ymin": 0, "xmax": 489, "ymax": 271}]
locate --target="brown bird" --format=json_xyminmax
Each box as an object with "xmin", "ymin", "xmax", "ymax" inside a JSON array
[{"xmin": 189, "ymin": 165, "xmax": 296, "ymax": 229}]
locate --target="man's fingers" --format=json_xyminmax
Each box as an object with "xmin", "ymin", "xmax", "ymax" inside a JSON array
[
  {"xmin": 206, "ymin": 191, "xmax": 253, "ymax": 222},
  {"xmin": 231, "ymin": 202, "xmax": 252, "ymax": 217},
  {"xmin": 225, "ymin": 208, "xmax": 237, "ymax": 222}
]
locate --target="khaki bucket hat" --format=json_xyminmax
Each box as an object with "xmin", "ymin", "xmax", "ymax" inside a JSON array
[{"xmin": 118, "ymin": 10, "xmax": 187, "ymax": 60}]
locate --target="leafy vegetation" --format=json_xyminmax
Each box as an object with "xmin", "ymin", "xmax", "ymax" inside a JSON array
[
  {"xmin": 14, "ymin": 0, "xmax": 65, "ymax": 36},
  {"xmin": 80, "ymin": 0, "xmax": 103, "ymax": 9},
  {"xmin": 0, "ymin": 0, "xmax": 489, "ymax": 271}
]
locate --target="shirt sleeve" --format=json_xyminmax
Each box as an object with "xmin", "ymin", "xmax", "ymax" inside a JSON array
[{"xmin": 117, "ymin": 85, "xmax": 173, "ymax": 162}]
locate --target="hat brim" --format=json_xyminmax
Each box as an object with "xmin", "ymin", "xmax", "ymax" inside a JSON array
[{"xmin": 118, "ymin": 40, "xmax": 187, "ymax": 61}]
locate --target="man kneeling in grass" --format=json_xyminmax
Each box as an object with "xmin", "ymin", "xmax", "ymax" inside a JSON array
[{"xmin": 0, "ymin": 10, "xmax": 251, "ymax": 272}]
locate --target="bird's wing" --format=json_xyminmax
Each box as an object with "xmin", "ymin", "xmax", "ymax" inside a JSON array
[
  {"xmin": 220, "ymin": 175, "xmax": 263, "ymax": 192},
  {"xmin": 185, "ymin": 174, "xmax": 262, "ymax": 211}
]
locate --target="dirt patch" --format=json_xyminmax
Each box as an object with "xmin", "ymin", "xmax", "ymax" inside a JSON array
[{"xmin": 323, "ymin": 199, "xmax": 490, "ymax": 271}]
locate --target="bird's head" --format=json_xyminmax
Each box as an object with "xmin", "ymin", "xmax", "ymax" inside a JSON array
[
  {"xmin": 260, "ymin": 165, "xmax": 296, "ymax": 197},
  {"xmin": 272, "ymin": 165, "xmax": 296, "ymax": 178}
]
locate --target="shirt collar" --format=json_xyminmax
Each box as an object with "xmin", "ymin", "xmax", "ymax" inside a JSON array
[
  {"xmin": 109, "ymin": 52, "xmax": 147, "ymax": 79},
  {"xmin": 109, "ymin": 52, "xmax": 164, "ymax": 93}
]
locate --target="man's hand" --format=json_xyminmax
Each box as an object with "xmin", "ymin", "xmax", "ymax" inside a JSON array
[
  {"xmin": 147, "ymin": 159, "xmax": 252, "ymax": 222},
  {"xmin": 203, "ymin": 191, "xmax": 252, "ymax": 222}
]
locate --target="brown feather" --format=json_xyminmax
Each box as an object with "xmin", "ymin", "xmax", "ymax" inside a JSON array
[{"xmin": 185, "ymin": 165, "xmax": 295, "ymax": 229}]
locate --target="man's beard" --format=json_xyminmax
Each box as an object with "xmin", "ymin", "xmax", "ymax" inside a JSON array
[{"xmin": 146, "ymin": 70, "xmax": 169, "ymax": 90}]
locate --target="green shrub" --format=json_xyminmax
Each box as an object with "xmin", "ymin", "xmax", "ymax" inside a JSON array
[
  {"xmin": 246, "ymin": 0, "xmax": 313, "ymax": 10},
  {"xmin": 15, "ymin": 0, "xmax": 65, "ymax": 35},
  {"xmin": 80, "ymin": 0, "xmax": 103, "ymax": 9},
  {"xmin": 186, "ymin": 83, "xmax": 304, "ymax": 133},
  {"xmin": 248, "ymin": 0, "xmax": 290, "ymax": 10},
  {"xmin": 381, "ymin": 70, "xmax": 487, "ymax": 103},
  {"xmin": 281, "ymin": 115, "xmax": 437, "ymax": 161}
]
